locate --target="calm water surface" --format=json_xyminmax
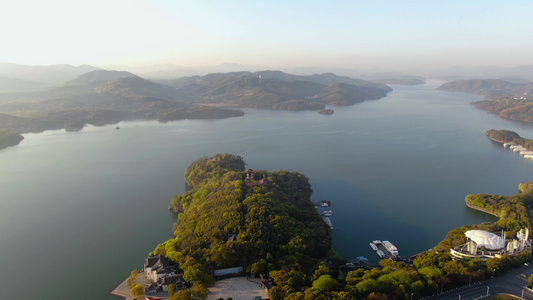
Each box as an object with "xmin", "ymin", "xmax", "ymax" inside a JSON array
[{"xmin": 1, "ymin": 80, "xmax": 533, "ymax": 299}]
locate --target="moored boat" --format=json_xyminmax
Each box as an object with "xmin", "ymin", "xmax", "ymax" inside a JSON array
[
  {"xmin": 376, "ymin": 249, "xmax": 386, "ymax": 258},
  {"xmin": 382, "ymin": 240, "xmax": 399, "ymax": 256},
  {"xmin": 370, "ymin": 243, "xmax": 378, "ymax": 251},
  {"xmin": 322, "ymin": 210, "xmax": 334, "ymax": 216}
]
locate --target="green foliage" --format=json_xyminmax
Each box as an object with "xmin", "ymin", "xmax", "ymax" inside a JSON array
[
  {"xmin": 184, "ymin": 154, "xmax": 246, "ymax": 187},
  {"xmin": 156, "ymin": 155, "xmax": 533, "ymax": 300},
  {"xmin": 529, "ymin": 273, "xmax": 533, "ymax": 288},
  {"xmin": 465, "ymin": 183, "xmax": 533, "ymax": 233},
  {"xmin": 312, "ymin": 275, "xmax": 338, "ymax": 292},
  {"xmin": 126, "ymin": 270, "xmax": 138, "ymax": 287},
  {"xmin": 486, "ymin": 129, "xmax": 533, "ymax": 150},
  {"xmin": 485, "ymin": 129, "xmax": 520, "ymax": 143},
  {"xmin": 130, "ymin": 284, "xmax": 144, "ymax": 299},
  {"xmin": 158, "ymin": 154, "xmax": 332, "ymax": 290}
]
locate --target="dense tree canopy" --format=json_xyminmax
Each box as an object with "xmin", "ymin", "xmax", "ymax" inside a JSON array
[{"xmin": 155, "ymin": 154, "xmax": 334, "ymax": 298}]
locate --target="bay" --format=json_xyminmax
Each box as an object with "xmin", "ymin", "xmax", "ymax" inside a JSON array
[{"xmin": 1, "ymin": 80, "xmax": 533, "ymax": 299}]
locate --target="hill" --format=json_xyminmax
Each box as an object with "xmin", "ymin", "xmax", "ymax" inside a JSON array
[
  {"xmin": 0, "ymin": 62, "xmax": 100, "ymax": 84},
  {"xmin": 0, "ymin": 129, "xmax": 24, "ymax": 149},
  {"xmin": 64, "ymin": 70, "xmax": 139, "ymax": 85},
  {"xmin": 0, "ymin": 75, "xmax": 51, "ymax": 93},
  {"xmin": 0, "ymin": 70, "xmax": 244, "ymax": 133},
  {"xmin": 0, "ymin": 70, "xmax": 390, "ymax": 134},
  {"xmin": 159, "ymin": 71, "xmax": 391, "ymax": 110},
  {"xmin": 157, "ymin": 154, "xmax": 334, "ymax": 297},
  {"xmin": 437, "ymin": 79, "xmax": 533, "ymax": 123}
]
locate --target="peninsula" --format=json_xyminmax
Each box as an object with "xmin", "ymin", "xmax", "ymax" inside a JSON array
[
  {"xmin": 121, "ymin": 154, "xmax": 533, "ymax": 300},
  {"xmin": 437, "ymin": 79, "xmax": 533, "ymax": 123},
  {"xmin": 486, "ymin": 129, "xmax": 533, "ymax": 150},
  {"xmin": 0, "ymin": 129, "xmax": 24, "ymax": 149}
]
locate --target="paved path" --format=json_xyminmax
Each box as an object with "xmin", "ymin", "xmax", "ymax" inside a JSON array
[
  {"xmin": 111, "ymin": 278, "xmax": 134, "ymax": 300},
  {"xmin": 207, "ymin": 277, "xmax": 268, "ymax": 300},
  {"xmin": 428, "ymin": 265, "xmax": 533, "ymax": 300}
]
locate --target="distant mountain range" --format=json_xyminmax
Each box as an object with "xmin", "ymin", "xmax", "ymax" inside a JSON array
[
  {"xmin": 0, "ymin": 63, "xmax": 101, "ymax": 86},
  {"xmin": 427, "ymin": 65, "xmax": 533, "ymax": 81},
  {"xmin": 0, "ymin": 68, "xmax": 391, "ymax": 134}
]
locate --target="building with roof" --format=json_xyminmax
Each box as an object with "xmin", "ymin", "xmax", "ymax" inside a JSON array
[
  {"xmin": 142, "ymin": 254, "xmax": 189, "ymax": 296},
  {"xmin": 451, "ymin": 228, "xmax": 530, "ymax": 260}
]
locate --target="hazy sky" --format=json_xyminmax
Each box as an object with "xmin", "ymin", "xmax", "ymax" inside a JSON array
[{"xmin": 2, "ymin": 0, "xmax": 532, "ymax": 71}]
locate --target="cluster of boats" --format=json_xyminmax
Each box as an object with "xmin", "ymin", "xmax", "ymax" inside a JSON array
[
  {"xmin": 317, "ymin": 200, "xmax": 337, "ymax": 229},
  {"xmin": 503, "ymin": 143, "xmax": 533, "ymax": 159},
  {"xmin": 369, "ymin": 240, "xmax": 399, "ymax": 258}
]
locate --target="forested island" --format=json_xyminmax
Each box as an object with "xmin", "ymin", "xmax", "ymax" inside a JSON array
[
  {"xmin": 437, "ymin": 79, "xmax": 533, "ymax": 123},
  {"xmin": 137, "ymin": 154, "xmax": 533, "ymax": 300}
]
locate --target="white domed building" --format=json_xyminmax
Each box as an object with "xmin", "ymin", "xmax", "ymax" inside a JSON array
[{"xmin": 451, "ymin": 229, "xmax": 530, "ymax": 259}]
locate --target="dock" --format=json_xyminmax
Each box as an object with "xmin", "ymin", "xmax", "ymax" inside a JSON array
[{"xmin": 321, "ymin": 216, "xmax": 339, "ymax": 230}]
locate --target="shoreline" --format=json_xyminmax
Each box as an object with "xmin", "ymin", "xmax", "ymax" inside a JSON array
[
  {"xmin": 110, "ymin": 277, "xmax": 134, "ymax": 300},
  {"xmin": 465, "ymin": 202, "xmax": 499, "ymax": 217}
]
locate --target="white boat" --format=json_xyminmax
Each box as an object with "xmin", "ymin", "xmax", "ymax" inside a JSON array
[
  {"xmin": 369, "ymin": 243, "xmax": 378, "ymax": 251},
  {"xmin": 376, "ymin": 249, "xmax": 386, "ymax": 258},
  {"xmin": 322, "ymin": 210, "xmax": 334, "ymax": 216},
  {"xmin": 372, "ymin": 240, "xmax": 382, "ymax": 245},
  {"xmin": 382, "ymin": 240, "xmax": 399, "ymax": 256},
  {"xmin": 322, "ymin": 216, "xmax": 334, "ymax": 229}
]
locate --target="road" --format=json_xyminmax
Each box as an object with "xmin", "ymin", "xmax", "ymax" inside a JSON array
[{"xmin": 428, "ymin": 265, "xmax": 533, "ymax": 300}]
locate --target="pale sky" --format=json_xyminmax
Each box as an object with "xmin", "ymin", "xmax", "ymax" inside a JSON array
[{"xmin": 1, "ymin": 0, "xmax": 532, "ymax": 71}]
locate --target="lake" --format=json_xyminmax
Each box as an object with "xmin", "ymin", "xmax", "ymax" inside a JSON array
[{"xmin": 1, "ymin": 80, "xmax": 532, "ymax": 299}]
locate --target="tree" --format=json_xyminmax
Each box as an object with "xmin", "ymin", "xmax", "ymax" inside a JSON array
[
  {"xmin": 528, "ymin": 274, "xmax": 533, "ymax": 288},
  {"xmin": 168, "ymin": 283, "xmax": 175, "ymax": 297},
  {"xmin": 130, "ymin": 284, "xmax": 144, "ymax": 300},
  {"xmin": 312, "ymin": 275, "xmax": 338, "ymax": 292}
]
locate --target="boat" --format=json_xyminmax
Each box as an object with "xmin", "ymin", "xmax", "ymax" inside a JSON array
[
  {"xmin": 372, "ymin": 240, "xmax": 382, "ymax": 245},
  {"xmin": 320, "ymin": 200, "xmax": 331, "ymax": 207},
  {"xmin": 382, "ymin": 240, "xmax": 399, "ymax": 256},
  {"xmin": 322, "ymin": 216, "xmax": 333, "ymax": 229},
  {"xmin": 322, "ymin": 210, "xmax": 334, "ymax": 216},
  {"xmin": 376, "ymin": 249, "xmax": 386, "ymax": 258},
  {"xmin": 369, "ymin": 243, "xmax": 378, "ymax": 251}
]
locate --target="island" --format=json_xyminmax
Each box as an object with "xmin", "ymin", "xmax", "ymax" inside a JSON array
[
  {"xmin": 118, "ymin": 154, "xmax": 533, "ymax": 300},
  {"xmin": 318, "ymin": 108, "xmax": 334, "ymax": 115}
]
